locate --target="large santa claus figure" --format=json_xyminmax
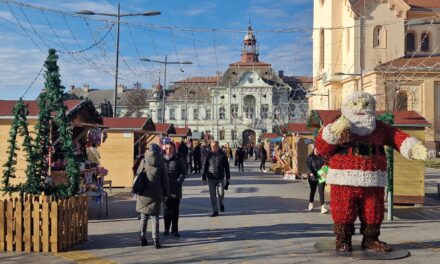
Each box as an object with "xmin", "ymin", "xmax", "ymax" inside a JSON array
[{"xmin": 315, "ymin": 92, "xmax": 427, "ymax": 252}]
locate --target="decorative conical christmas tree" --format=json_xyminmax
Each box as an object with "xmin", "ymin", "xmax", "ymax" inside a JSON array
[
  {"xmin": 33, "ymin": 49, "xmax": 80, "ymax": 197},
  {"xmin": 1, "ymin": 98, "xmax": 37, "ymax": 194}
]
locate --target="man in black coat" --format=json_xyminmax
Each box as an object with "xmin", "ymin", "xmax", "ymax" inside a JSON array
[
  {"xmin": 202, "ymin": 140, "xmax": 230, "ymax": 217},
  {"xmin": 163, "ymin": 142, "xmax": 187, "ymax": 237},
  {"xmin": 200, "ymin": 140, "xmax": 211, "ymax": 164},
  {"xmin": 178, "ymin": 140, "xmax": 189, "ymax": 161},
  {"xmin": 193, "ymin": 142, "xmax": 202, "ymax": 174},
  {"xmin": 259, "ymin": 144, "xmax": 268, "ymax": 172},
  {"xmin": 235, "ymin": 146, "xmax": 245, "ymax": 172}
]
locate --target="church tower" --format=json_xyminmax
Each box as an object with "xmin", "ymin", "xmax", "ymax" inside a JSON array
[{"xmin": 241, "ymin": 26, "xmax": 259, "ymax": 64}]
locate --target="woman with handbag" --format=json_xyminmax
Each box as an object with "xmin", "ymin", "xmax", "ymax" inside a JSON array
[{"xmin": 135, "ymin": 144, "xmax": 169, "ymax": 248}]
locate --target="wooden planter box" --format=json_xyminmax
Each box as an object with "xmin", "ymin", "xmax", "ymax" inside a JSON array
[{"xmin": 0, "ymin": 195, "xmax": 87, "ymax": 252}]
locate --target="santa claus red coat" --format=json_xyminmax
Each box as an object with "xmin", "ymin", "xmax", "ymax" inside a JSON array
[{"xmin": 315, "ymin": 120, "xmax": 419, "ymax": 224}]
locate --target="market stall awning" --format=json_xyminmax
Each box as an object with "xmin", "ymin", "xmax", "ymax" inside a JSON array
[
  {"xmin": 171, "ymin": 126, "xmax": 192, "ymax": 137},
  {"xmin": 154, "ymin": 123, "xmax": 176, "ymax": 135},
  {"xmin": 103, "ymin": 117, "xmax": 155, "ymax": 132},
  {"xmin": 189, "ymin": 131, "xmax": 204, "ymax": 140},
  {"xmin": 0, "ymin": 99, "xmax": 82, "ymax": 119},
  {"xmin": 281, "ymin": 123, "xmax": 313, "ymax": 135}
]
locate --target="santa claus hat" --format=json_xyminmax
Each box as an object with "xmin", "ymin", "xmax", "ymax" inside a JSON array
[{"xmin": 342, "ymin": 91, "xmax": 376, "ymax": 110}]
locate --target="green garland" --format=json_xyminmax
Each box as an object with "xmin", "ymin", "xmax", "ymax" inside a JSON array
[{"xmin": 1, "ymin": 98, "xmax": 35, "ymax": 195}]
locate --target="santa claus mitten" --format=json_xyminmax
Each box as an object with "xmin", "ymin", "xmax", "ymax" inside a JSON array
[
  {"xmin": 361, "ymin": 224, "xmax": 391, "ymax": 252},
  {"xmin": 410, "ymin": 142, "xmax": 428, "ymax": 161},
  {"xmin": 334, "ymin": 223, "xmax": 354, "ymax": 252},
  {"xmin": 323, "ymin": 116, "xmax": 351, "ymax": 144}
]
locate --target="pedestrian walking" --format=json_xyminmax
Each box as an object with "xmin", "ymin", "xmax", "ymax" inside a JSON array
[
  {"xmin": 202, "ymin": 140, "xmax": 231, "ymax": 217},
  {"xmin": 193, "ymin": 142, "xmax": 202, "ymax": 174},
  {"xmin": 235, "ymin": 146, "xmax": 245, "ymax": 172},
  {"xmin": 259, "ymin": 144, "xmax": 267, "ymax": 172},
  {"xmin": 136, "ymin": 144, "xmax": 169, "ymax": 248},
  {"xmin": 186, "ymin": 141, "xmax": 194, "ymax": 173},
  {"xmin": 178, "ymin": 140, "xmax": 189, "ymax": 161},
  {"xmin": 306, "ymin": 148, "xmax": 328, "ymax": 214},
  {"xmin": 201, "ymin": 140, "xmax": 211, "ymax": 164},
  {"xmin": 163, "ymin": 141, "xmax": 186, "ymax": 237}
]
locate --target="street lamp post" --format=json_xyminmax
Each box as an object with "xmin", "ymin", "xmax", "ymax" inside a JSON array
[
  {"xmin": 334, "ymin": 72, "xmax": 364, "ymax": 91},
  {"xmin": 306, "ymin": 88, "xmax": 330, "ymax": 109},
  {"xmin": 140, "ymin": 56, "xmax": 192, "ymax": 123},
  {"xmin": 77, "ymin": 3, "xmax": 161, "ymax": 117}
]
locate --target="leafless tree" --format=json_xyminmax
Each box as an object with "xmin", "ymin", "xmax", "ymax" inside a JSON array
[{"xmin": 124, "ymin": 82, "xmax": 149, "ymax": 117}]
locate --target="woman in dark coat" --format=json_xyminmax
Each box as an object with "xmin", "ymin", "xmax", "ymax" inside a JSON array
[
  {"xmin": 163, "ymin": 141, "xmax": 186, "ymax": 237},
  {"xmin": 136, "ymin": 144, "xmax": 169, "ymax": 248},
  {"xmin": 259, "ymin": 144, "xmax": 267, "ymax": 172},
  {"xmin": 306, "ymin": 148, "xmax": 328, "ymax": 214}
]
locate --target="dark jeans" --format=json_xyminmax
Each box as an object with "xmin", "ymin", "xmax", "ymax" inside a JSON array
[
  {"xmin": 194, "ymin": 159, "xmax": 201, "ymax": 173},
  {"xmin": 187, "ymin": 161, "xmax": 193, "ymax": 172},
  {"xmin": 260, "ymin": 159, "xmax": 266, "ymax": 170},
  {"xmin": 164, "ymin": 197, "xmax": 181, "ymax": 234},
  {"xmin": 308, "ymin": 179, "xmax": 325, "ymax": 205},
  {"xmin": 238, "ymin": 161, "xmax": 244, "ymax": 171}
]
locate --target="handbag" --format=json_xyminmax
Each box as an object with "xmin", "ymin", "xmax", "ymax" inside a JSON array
[{"xmin": 132, "ymin": 170, "xmax": 147, "ymax": 194}]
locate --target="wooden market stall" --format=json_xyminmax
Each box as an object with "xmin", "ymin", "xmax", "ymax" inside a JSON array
[
  {"xmin": 147, "ymin": 123, "xmax": 176, "ymax": 146},
  {"xmin": 307, "ymin": 110, "xmax": 429, "ymax": 205},
  {"xmin": 101, "ymin": 117, "xmax": 155, "ymax": 187},
  {"xmin": 0, "ymin": 99, "xmax": 81, "ymax": 194},
  {"xmin": 281, "ymin": 124, "xmax": 314, "ymax": 178},
  {"xmin": 170, "ymin": 126, "xmax": 192, "ymax": 144}
]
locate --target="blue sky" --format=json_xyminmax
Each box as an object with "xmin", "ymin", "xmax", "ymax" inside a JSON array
[{"xmin": 0, "ymin": 0, "xmax": 313, "ymax": 100}]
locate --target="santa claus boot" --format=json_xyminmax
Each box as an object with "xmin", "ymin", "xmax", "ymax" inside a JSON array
[
  {"xmin": 334, "ymin": 223, "xmax": 354, "ymax": 252},
  {"xmin": 361, "ymin": 224, "xmax": 391, "ymax": 252}
]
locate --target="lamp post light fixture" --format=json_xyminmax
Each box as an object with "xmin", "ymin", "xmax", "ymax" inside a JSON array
[
  {"xmin": 334, "ymin": 72, "xmax": 364, "ymax": 91},
  {"xmin": 306, "ymin": 88, "xmax": 330, "ymax": 110},
  {"xmin": 77, "ymin": 3, "xmax": 161, "ymax": 117},
  {"xmin": 140, "ymin": 56, "xmax": 192, "ymax": 123}
]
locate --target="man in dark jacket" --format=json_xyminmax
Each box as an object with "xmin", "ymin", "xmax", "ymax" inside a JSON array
[
  {"xmin": 259, "ymin": 144, "xmax": 267, "ymax": 172},
  {"xmin": 235, "ymin": 146, "xmax": 245, "ymax": 172},
  {"xmin": 163, "ymin": 141, "xmax": 187, "ymax": 237},
  {"xmin": 193, "ymin": 142, "xmax": 202, "ymax": 174},
  {"xmin": 202, "ymin": 140, "xmax": 230, "ymax": 217},
  {"xmin": 178, "ymin": 140, "xmax": 189, "ymax": 161},
  {"xmin": 200, "ymin": 140, "xmax": 211, "ymax": 164}
]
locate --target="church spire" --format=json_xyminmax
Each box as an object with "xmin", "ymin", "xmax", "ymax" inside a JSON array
[{"xmin": 241, "ymin": 25, "xmax": 259, "ymax": 64}]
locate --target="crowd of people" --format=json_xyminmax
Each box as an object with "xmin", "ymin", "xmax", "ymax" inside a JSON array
[{"xmin": 132, "ymin": 137, "xmax": 327, "ymax": 249}]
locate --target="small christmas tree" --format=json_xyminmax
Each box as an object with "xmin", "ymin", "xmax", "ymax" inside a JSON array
[{"xmin": 31, "ymin": 49, "xmax": 80, "ymax": 197}]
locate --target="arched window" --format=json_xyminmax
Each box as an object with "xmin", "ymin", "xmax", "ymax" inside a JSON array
[
  {"xmin": 373, "ymin": 26, "xmax": 386, "ymax": 48},
  {"xmin": 243, "ymin": 95, "xmax": 256, "ymax": 119},
  {"xmin": 421, "ymin": 32, "xmax": 430, "ymax": 52},
  {"xmin": 219, "ymin": 107, "xmax": 225, "ymax": 120},
  {"xmin": 395, "ymin": 91, "xmax": 408, "ymax": 111},
  {"xmin": 406, "ymin": 32, "xmax": 416, "ymax": 52},
  {"xmin": 319, "ymin": 28, "xmax": 325, "ymax": 71}
]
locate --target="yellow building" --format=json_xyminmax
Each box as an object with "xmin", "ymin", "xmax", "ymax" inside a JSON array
[{"xmin": 312, "ymin": 0, "xmax": 440, "ymax": 153}]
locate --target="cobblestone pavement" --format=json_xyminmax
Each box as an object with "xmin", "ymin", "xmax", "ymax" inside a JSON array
[{"xmin": 2, "ymin": 161, "xmax": 440, "ymax": 263}]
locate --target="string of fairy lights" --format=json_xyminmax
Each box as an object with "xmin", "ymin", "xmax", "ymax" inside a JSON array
[{"xmin": 1, "ymin": 0, "xmax": 440, "ymax": 128}]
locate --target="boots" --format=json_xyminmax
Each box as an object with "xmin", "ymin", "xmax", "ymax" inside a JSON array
[
  {"xmin": 140, "ymin": 237, "xmax": 148, "ymax": 247},
  {"xmin": 361, "ymin": 224, "xmax": 391, "ymax": 252},
  {"xmin": 333, "ymin": 223, "xmax": 354, "ymax": 252}
]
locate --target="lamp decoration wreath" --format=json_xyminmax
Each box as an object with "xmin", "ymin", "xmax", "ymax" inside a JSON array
[
  {"xmin": 315, "ymin": 91, "xmax": 427, "ymax": 253},
  {"xmin": 2, "ymin": 49, "xmax": 80, "ymax": 198}
]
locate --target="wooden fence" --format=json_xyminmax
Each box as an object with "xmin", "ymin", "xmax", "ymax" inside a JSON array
[{"xmin": 0, "ymin": 195, "xmax": 88, "ymax": 252}]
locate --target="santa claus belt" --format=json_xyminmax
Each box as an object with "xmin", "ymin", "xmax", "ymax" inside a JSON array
[{"xmin": 335, "ymin": 144, "xmax": 385, "ymax": 156}]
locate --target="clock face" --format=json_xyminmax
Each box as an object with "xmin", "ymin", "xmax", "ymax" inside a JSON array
[{"xmin": 248, "ymin": 77, "xmax": 254, "ymax": 83}]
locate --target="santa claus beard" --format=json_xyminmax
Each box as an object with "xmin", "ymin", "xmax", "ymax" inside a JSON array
[{"xmin": 342, "ymin": 109, "xmax": 376, "ymax": 136}]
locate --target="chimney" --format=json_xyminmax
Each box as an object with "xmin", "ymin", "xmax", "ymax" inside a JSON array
[
  {"xmin": 117, "ymin": 84, "xmax": 125, "ymax": 94},
  {"xmin": 82, "ymin": 84, "xmax": 89, "ymax": 93},
  {"xmin": 278, "ymin": 71, "xmax": 284, "ymax": 78}
]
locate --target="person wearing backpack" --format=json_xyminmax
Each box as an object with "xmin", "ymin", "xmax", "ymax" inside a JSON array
[
  {"xmin": 201, "ymin": 140, "xmax": 231, "ymax": 217},
  {"xmin": 162, "ymin": 141, "xmax": 186, "ymax": 237},
  {"xmin": 135, "ymin": 144, "xmax": 169, "ymax": 248}
]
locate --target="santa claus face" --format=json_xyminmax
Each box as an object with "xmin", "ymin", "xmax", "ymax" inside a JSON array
[{"xmin": 342, "ymin": 92, "xmax": 376, "ymax": 136}]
